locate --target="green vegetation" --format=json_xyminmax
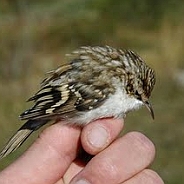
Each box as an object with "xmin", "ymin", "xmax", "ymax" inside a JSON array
[{"xmin": 0, "ymin": 0, "xmax": 184, "ymax": 183}]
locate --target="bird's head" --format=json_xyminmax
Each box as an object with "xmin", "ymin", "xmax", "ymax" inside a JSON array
[
  {"xmin": 133, "ymin": 67, "xmax": 156, "ymax": 119},
  {"xmin": 124, "ymin": 50, "xmax": 156, "ymax": 119}
]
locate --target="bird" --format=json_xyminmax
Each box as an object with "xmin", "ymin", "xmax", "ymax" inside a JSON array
[{"xmin": 0, "ymin": 45, "xmax": 156, "ymax": 159}]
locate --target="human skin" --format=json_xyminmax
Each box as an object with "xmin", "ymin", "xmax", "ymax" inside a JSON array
[{"xmin": 0, "ymin": 119, "xmax": 164, "ymax": 184}]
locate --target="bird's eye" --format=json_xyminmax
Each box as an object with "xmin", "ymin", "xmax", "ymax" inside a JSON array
[
  {"xmin": 135, "ymin": 90, "xmax": 139, "ymax": 96},
  {"xmin": 135, "ymin": 90, "xmax": 141, "ymax": 100}
]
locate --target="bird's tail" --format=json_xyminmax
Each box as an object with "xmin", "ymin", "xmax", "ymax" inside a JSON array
[{"xmin": 0, "ymin": 119, "xmax": 48, "ymax": 160}]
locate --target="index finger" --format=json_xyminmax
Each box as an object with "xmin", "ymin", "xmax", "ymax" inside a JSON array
[{"xmin": 0, "ymin": 123, "xmax": 81, "ymax": 184}]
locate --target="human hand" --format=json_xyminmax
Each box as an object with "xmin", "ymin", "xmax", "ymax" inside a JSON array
[{"xmin": 0, "ymin": 119, "xmax": 164, "ymax": 184}]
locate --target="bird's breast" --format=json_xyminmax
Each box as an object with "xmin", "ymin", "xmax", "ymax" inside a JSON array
[{"xmin": 71, "ymin": 87, "xmax": 143, "ymax": 125}]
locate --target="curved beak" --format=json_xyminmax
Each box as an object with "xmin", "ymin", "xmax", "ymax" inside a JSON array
[{"xmin": 144, "ymin": 101, "xmax": 155, "ymax": 120}]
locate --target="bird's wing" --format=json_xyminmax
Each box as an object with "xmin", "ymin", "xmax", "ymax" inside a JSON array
[
  {"xmin": 20, "ymin": 84, "xmax": 72, "ymax": 120},
  {"xmin": 20, "ymin": 81, "xmax": 114, "ymax": 121},
  {"xmin": 20, "ymin": 47, "xmax": 117, "ymax": 121}
]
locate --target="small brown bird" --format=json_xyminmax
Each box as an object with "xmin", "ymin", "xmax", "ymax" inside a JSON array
[{"xmin": 0, "ymin": 46, "xmax": 155, "ymax": 159}]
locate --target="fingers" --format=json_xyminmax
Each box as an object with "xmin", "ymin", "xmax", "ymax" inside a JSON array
[
  {"xmin": 0, "ymin": 119, "xmax": 162, "ymax": 184},
  {"xmin": 122, "ymin": 169, "xmax": 164, "ymax": 184},
  {"xmin": 0, "ymin": 118, "xmax": 124, "ymax": 184},
  {"xmin": 0, "ymin": 123, "xmax": 81, "ymax": 184},
  {"xmin": 81, "ymin": 118, "xmax": 124, "ymax": 154},
  {"xmin": 57, "ymin": 118, "xmax": 124, "ymax": 183},
  {"xmin": 70, "ymin": 132, "xmax": 156, "ymax": 184}
]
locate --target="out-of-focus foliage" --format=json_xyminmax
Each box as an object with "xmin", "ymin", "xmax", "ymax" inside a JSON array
[
  {"xmin": 0, "ymin": 0, "xmax": 184, "ymax": 79},
  {"xmin": 0, "ymin": 1, "xmax": 184, "ymax": 183}
]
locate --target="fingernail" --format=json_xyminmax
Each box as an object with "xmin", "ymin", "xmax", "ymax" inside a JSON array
[
  {"xmin": 87, "ymin": 125, "xmax": 109, "ymax": 148},
  {"xmin": 71, "ymin": 179, "xmax": 91, "ymax": 184}
]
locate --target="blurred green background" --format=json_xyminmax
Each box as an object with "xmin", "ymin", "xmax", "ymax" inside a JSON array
[{"xmin": 0, "ymin": 0, "xmax": 184, "ymax": 183}]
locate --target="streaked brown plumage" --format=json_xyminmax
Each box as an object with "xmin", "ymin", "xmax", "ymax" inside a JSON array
[{"xmin": 0, "ymin": 46, "xmax": 156, "ymax": 159}]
